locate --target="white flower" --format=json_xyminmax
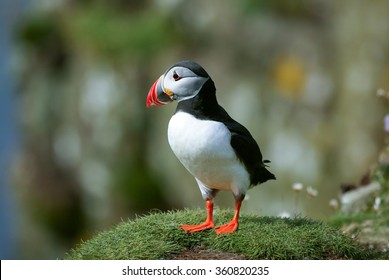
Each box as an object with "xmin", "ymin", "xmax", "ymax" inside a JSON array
[
  {"xmin": 373, "ymin": 197, "xmax": 381, "ymax": 211},
  {"xmin": 377, "ymin": 88, "xmax": 386, "ymax": 97},
  {"xmin": 278, "ymin": 211, "xmax": 291, "ymax": 218},
  {"xmin": 329, "ymin": 199, "xmax": 339, "ymax": 209},
  {"xmin": 377, "ymin": 88, "xmax": 389, "ymax": 99},
  {"xmin": 306, "ymin": 186, "xmax": 318, "ymax": 197},
  {"xmin": 292, "ymin": 182, "xmax": 303, "ymax": 192}
]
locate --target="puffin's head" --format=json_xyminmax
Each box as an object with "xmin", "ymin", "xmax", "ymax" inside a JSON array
[{"xmin": 146, "ymin": 60, "xmax": 210, "ymax": 107}]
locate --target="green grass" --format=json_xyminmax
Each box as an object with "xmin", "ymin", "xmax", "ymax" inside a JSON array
[
  {"xmin": 327, "ymin": 205, "xmax": 389, "ymax": 251},
  {"xmin": 66, "ymin": 209, "xmax": 387, "ymax": 260}
]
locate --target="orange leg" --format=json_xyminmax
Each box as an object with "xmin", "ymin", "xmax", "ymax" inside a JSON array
[
  {"xmin": 181, "ymin": 200, "xmax": 214, "ymax": 232},
  {"xmin": 215, "ymin": 200, "xmax": 242, "ymax": 234}
]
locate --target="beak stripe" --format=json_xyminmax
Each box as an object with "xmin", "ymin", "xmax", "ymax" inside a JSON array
[
  {"xmin": 146, "ymin": 75, "xmax": 173, "ymax": 108},
  {"xmin": 164, "ymin": 88, "xmax": 174, "ymax": 97}
]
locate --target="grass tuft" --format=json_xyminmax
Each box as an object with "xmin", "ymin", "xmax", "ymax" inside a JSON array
[{"xmin": 66, "ymin": 209, "xmax": 387, "ymax": 260}]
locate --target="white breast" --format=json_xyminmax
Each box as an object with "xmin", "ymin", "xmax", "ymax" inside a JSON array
[{"xmin": 167, "ymin": 112, "xmax": 250, "ymax": 193}]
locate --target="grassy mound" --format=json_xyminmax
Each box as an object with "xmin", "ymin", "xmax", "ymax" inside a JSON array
[
  {"xmin": 328, "ymin": 208, "xmax": 389, "ymax": 251},
  {"xmin": 66, "ymin": 209, "xmax": 387, "ymax": 260}
]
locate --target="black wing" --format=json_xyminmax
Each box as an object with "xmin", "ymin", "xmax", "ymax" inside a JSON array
[{"xmin": 216, "ymin": 106, "xmax": 275, "ymax": 186}]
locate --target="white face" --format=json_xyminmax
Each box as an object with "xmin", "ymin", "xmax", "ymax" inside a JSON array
[{"xmin": 162, "ymin": 66, "xmax": 209, "ymax": 102}]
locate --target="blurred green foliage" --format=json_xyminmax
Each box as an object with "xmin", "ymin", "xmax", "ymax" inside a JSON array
[
  {"xmin": 373, "ymin": 163, "xmax": 389, "ymax": 192},
  {"xmin": 64, "ymin": 4, "xmax": 180, "ymax": 59},
  {"xmin": 18, "ymin": 3, "xmax": 182, "ymax": 61},
  {"xmin": 15, "ymin": 0, "xmax": 185, "ymax": 258}
]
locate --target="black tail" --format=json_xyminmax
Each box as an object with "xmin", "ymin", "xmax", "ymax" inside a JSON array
[
  {"xmin": 258, "ymin": 167, "xmax": 276, "ymax": 184},
  {"xmin": 250, "ymin": 160, "xmax": 276, "ymax": 185}
]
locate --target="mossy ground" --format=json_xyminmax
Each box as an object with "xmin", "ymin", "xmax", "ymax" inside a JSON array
[
  {"xmin": 66, "ymin": 209, "xmax": 388, "ymax": 260},
  {"xmin": 328, "ymin": 207, "xmax": 389, "ymax": 251}
]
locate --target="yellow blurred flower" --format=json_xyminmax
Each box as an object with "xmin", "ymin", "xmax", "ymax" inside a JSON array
[{"xmin": 273, "ymin": 55, "xmax": 306, "ymax": 98}]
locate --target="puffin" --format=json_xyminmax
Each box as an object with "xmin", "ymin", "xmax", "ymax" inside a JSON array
[{"xmin": 146, "ymin": 60, "xmax": 275, "ymax": 234}]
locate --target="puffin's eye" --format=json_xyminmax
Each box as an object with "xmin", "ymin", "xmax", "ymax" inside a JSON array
[{"xmin": 173, "ymin": 72, "xmax": 181, "ymax": 81}]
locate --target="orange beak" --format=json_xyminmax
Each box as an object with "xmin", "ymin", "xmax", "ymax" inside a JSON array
[{"xmin": 146, "ymin": 75, "xmax": 173, "ymax": 108}]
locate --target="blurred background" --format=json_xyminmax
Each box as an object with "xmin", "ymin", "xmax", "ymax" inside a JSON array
[{"xmin": 2, "ymin": 0, "xmax": 389, "ymax": 259}]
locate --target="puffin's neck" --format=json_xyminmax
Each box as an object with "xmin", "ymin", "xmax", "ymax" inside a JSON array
[{"xmin": 175, "ymin": 79, "xmax": 219, "ymax": 118}]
